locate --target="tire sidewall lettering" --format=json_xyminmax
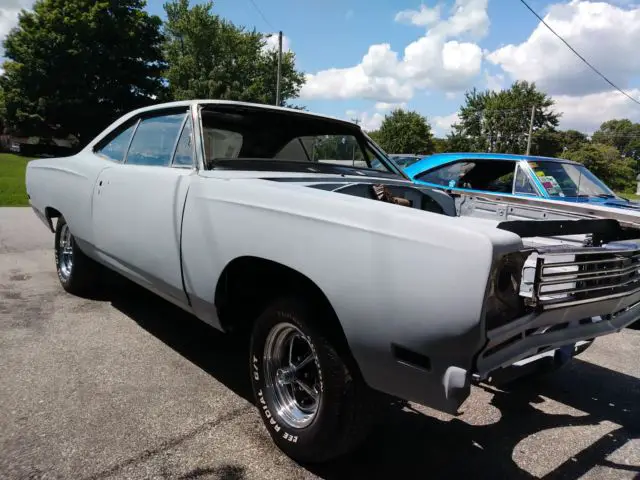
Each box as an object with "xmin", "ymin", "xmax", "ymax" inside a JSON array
[{"xmin": 252, "ymin": 353, "xmax": 300, "ymax": 444}]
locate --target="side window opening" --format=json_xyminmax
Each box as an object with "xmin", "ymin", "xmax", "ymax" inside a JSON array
[
  {"xmin": 172, "ymin": 117, "xmax": 194, "ymax": 168},
  {"xmin": 95, "ymin": 121, "xmax": 137, "ymax": 162},
  {"xmin": 126, "ymin": 111, "xmax": 188, "ymax": 167},
  {"xmin": 417, "ymin": 160, "xmax": 517, "ymax": 193},
  {"xmin": 462, "ymin": 160, "xmax": 516, "ymax": 193},
  {"xmin": 416, "ymin": 161, "xmax": 474, "ymax": 187}
]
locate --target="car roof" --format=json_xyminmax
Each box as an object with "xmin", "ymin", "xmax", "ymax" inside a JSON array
[
  {"xmin": 85, "ymin": 99, "xmax": 362, "ymax": 150},
  {"xmin": 131, "ymin": 99, "xmax": 358, "ymax": 128},
  {"xmin": 404, "ymin": 151, "xmax": 581, "ymax": 177}
]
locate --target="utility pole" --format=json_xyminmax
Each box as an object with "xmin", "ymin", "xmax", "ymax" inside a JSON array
[
  {"xmin": 275, "ymin": 31, "xmax": 283, "ymax": 106},
  {"xmin": 526, "ymin": 104, "xmax": 535, "ymax": 155}
]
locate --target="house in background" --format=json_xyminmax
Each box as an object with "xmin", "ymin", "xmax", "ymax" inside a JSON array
[{"xmin": 0, "ymin": 134, "xmax": 78, "ymax": 157}]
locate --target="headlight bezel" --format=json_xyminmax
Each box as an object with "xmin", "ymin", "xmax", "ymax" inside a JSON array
[{"xmin": 484, "ymin": 250, "xmax": 531, "ymax": 330}]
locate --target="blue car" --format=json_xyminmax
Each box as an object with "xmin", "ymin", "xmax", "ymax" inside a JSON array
[
  {"xmin": 387, "ymin": 154, "xmax": 423, "ymax": 169},
  {"xmin": 403, "ymin": 152, "xmax": 640, "ymax": 210}
]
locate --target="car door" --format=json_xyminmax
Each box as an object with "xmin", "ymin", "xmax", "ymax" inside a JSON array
[{"xmin": 91, "ymin": 106, "xmax": 197, "ymax": 307}]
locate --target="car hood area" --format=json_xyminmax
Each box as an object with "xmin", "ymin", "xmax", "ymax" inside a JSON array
[{"xmin": 198, "ymin": 169, "xmax": 640, "ymax": 251}]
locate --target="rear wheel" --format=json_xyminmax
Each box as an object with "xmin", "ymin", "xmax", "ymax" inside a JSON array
[
  {"xmin": 54, "ymin": 216, "xmax": 99, "ymax": 296},
  {"xmin": 249, "ymin": 297, "xmax": 375, "ymax": 463}
]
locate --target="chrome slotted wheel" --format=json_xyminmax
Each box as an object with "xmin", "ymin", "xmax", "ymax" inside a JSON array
[
  {"xmin": 58, "ymin": 223, "xmax": 74, "ymax": 281},
  {"xmin": 263, "ymin": 323, "xmax": 322, "ymax": 429}
]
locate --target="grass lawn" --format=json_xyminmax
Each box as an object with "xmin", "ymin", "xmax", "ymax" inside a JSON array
[{"xmin": 0, "ymin": 153, "xmax": 31, "ymax": 206}]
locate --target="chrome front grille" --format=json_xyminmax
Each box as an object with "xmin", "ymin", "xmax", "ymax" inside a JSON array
[{"xmin": 529, "ymin": 244, "xmax": 640, "ymax": 309}]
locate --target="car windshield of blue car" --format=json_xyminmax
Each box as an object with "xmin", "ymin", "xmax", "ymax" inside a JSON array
[
  {"xmin": 389, "ymin": 155, "xmax": 422, "ymax": 168},
  {"xmin": 527, "ymin": 160, "xmax": 617, "ymax": 198}
]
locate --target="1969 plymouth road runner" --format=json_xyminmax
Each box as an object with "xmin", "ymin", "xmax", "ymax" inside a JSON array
[{"xmin": 25, "ymin": 100, "xmax": 640, "ymax": 463}]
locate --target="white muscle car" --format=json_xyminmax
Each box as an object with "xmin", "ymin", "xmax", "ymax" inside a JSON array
[{"xmin": 25, "ymin": 100, "xmax": 640, "ymax": 463}]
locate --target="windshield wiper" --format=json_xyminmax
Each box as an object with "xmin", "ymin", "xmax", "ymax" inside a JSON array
[{"xmin": 592, "ymin": 194, "xmax": 616, "ymax": 199}]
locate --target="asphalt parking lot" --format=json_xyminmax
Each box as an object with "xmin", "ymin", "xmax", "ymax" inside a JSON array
[{"xmin": 1, "ymin": 207, "xmax": 639, "ymax": 479}]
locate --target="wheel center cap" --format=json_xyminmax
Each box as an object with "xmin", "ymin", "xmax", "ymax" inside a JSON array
[{"xmin": 276, "ymin": 367, "xmax": 296, "ymax": 386}]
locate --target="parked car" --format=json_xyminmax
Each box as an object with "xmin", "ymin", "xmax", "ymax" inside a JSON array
[
  {"xmin": 387, "ymin": 153, "xmax": 423, "ymax": 169},
  {"xmin": 404, "ymin": 152, "xmax": 640, "ymax": 211},
  {"xmin": 25, "ymin": 101, "xmax": 640, "ymax": 463}
]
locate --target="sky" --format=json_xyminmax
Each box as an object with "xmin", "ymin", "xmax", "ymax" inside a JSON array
[{"xmin": 2, "ymin": 0, "xmax": 640, "ymax": 136}]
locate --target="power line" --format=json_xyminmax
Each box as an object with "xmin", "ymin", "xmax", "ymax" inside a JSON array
[
  {"xmin": 518, "ymin": 0, "xmax": 640, "ymax": 106},
  {"xmin": 247, "ymin": 0, "xmax": 275, "ymax": 30}
]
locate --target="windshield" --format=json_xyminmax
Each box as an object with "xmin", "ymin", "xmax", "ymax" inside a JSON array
[
  {"xmin": 200, "ymin": 106, "xmax": 402, "ymax": 177},
  {"xmin": 527, "ymin": 160, "xmax": 617, "ymax": 198},
  {"xmin": 389, "ymin": 155, "xmax": 422, "ymax": 168}
]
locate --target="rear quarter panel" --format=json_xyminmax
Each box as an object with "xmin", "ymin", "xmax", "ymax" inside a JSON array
[{"xmin": 26, "ymin": 153, "xmax": 108, "ymax": 249}]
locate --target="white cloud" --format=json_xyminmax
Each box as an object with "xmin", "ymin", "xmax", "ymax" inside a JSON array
[
  {"xmin": 553, "ymin": 89, "xmax": 640, "ymax": 133},
  {"xmin": 487, "ymin": 0, "xmax": 640, "ymax": 95},
  {"xmin": 395, "ymin": 4, "xmax": 441, "ymax": 27},
  {"xmin": 299, "ymin": 0, "xmax": 488, "ymax": 102},
  {"xmin": 432, "ymin": 112, "xmax": 460, "ymax": 136},
  {"xmin": 374, "ymin": 101, "xmax": 407, "ymax": 111},
  {"xmin": 300, "ymin": 61, "xmax": 415, "ymax": 103},
  {"xmin": 0, "ymin": 0, "xmax": 33, "ymax": 56},
  {"xmin": 430, "ymin": 0, "xmax": 490, "ymax": 39},
  {"xmin": 262, "ymin": 33, "xmax": 292, "ymax": 53},
  {"xmin": 484, "ymin": 70, "xmax": 505, "ymax": 91},
  {"xmin": 345, "ymin": 110, "xmax": 385, "ymax": 132}
]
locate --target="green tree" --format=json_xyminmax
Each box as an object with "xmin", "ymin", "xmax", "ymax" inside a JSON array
[
  {"xmin": 592, "ymin": 119, "xmax": 640, "ymax": 166},
  {"xmin": 373, "ymin": 109, "xmax": 434, "ymax": 154},
  {"xmin": 445, "ymin": 127, "xmax": 475, "ymax": 152},
  {"xmin": 452, "ymin": 80, "xmax": 559, "ymax": 154},
  {"xmin": 432, "ymin": 137, "xmax": 449, "ymax": 153},
  {"xmin": 1, "ymin": 0, "xmax": 166, "ymax": 145},
  {"xmin": 531, "ymin": 127, "xmax": 563, "ymax": 157},
  {"xmin": 559, "ymin": 129, "xmax": 589, "ymax": 151},
  {"xmin": 163, "ymin": 0, "xmax": 305, "ymax": 106},
  {"xmin": 312, "ymin": 135, "xmax": 363, "ymax": 160},
  {"xmin": 531, "ymin": 128, "xmax": 589, "ymax": 157},
  {"xmin": 561, "ymin": 143, "xmax": 635, "ymax": 192},
  {"xmin": 0, "ymin": 86, "xmax": 6, "ymax": 134},
  {"xmin": 367, "ymin": 129, "xmax": 382, "ymax": 145}
]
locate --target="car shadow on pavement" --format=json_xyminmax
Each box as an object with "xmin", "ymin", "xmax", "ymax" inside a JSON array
[
  {"xmin": 310, "ymin": 363, "xmax": 640, "ymax": 479},
  {"xmin": 99, "ymin": 277, "xmax": 640, "ymax": 480},
  {"xmin": 99, "ymin": 275, "xmax": 255, "ymax": 403}
]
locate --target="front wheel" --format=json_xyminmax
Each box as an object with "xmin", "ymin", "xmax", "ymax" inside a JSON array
[
  {"xmin": 249, "ymin": 297, "xmax": 375, "ymax": 463},
  {"xmin": 54, "ymin": 216, "xmax": 99, "ymax": 296}
]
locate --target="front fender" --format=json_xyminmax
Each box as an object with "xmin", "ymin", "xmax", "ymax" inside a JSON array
[{"xmin": 180, "ymin": 175, "xmax": 521, "ymax": 413}]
